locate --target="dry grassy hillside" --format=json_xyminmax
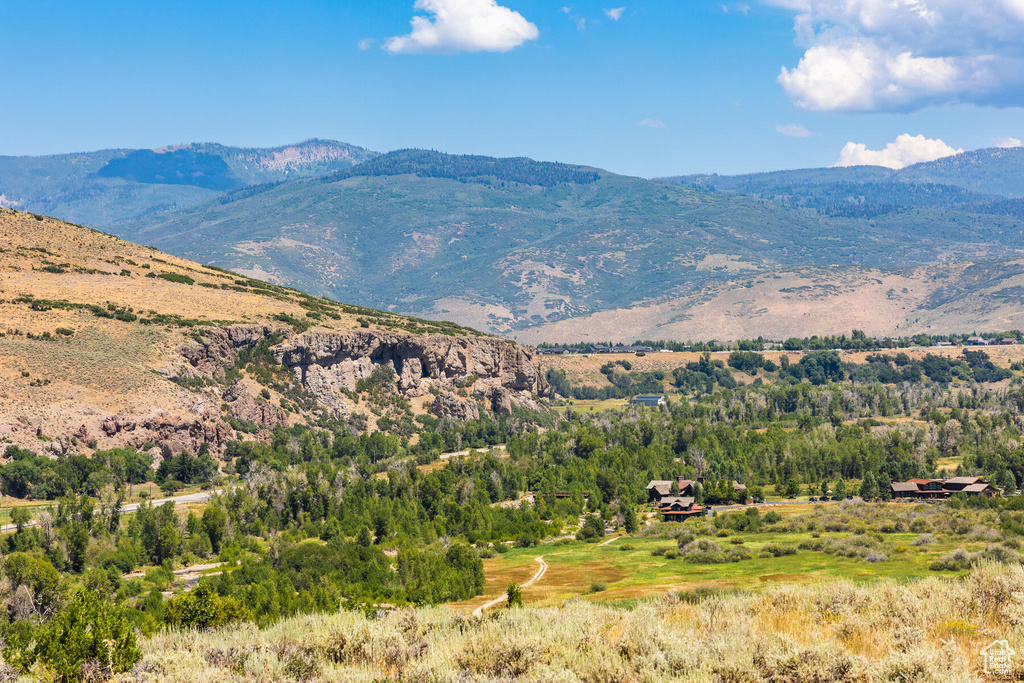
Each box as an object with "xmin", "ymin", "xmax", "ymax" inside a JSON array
[
  {"xmin": 0, "ymin": 209, "xmax": 545, "ymax": 460},
  {"xmin": 539, "ymin": 346, "xmax": 1024, "ymax": 391},
  {"xmin": 511, "ymin": 264, "xmax": 1024, "ymax": 346}
]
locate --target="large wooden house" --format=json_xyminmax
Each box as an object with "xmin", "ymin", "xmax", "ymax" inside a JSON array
[
  {"xmin": 647, "ymin": 477, "xmax": 747, "ymax": 504},
  {"xmin": 890, "ymin": 476, "xmax": 997, "ymax": 499},
  {"xmin": 658, "ymin": 496, "xmax": 705, "ymax": 522}
]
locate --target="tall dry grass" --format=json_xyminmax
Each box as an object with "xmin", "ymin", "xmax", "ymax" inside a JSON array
[{"xmin": 114, "ymin": 561, "xmax": 1024, "ymax": 682}]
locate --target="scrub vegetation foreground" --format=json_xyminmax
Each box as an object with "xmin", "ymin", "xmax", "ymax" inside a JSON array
[{"xmin": 130, "ymin": 562, "xmax": 1024, "ymax": 682}]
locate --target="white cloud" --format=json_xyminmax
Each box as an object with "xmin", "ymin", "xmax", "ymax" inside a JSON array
[
  {"xmin": 994, "ymin": 136, "xmax": 1023, "ymax": 148},
  {"xmin": 834, "ymin": 133, "xmax": 963, "ymax": 170},
  {"xmin": 639, "ymin": 118, "xmax": 667, "ymax": 129},
  {"xmin": 560, "ymin": 6, "xmax": 571, "ymax": 13},
  {"xmin": 358, "ymin": 38, "xmax": 375, "ymax": 51},
  {"xmin": 604, "ymin": 7, "xmax": 625, "ymax": 21},
  {"xmin": 776, "ymin": 123, "xmax": 813, "ymax": 137},
  {"xmin": 767, "ymin": 0, "xmax": 1024, "ymax": 111},
  {"xmin": 385, "ymin": 0, "xmax": 539, "ymax": 54}
]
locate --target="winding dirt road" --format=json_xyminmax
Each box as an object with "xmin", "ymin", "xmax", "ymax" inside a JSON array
[{"xmin": 472, "ymin": 556, "xmax": 547, "ymax": 617}]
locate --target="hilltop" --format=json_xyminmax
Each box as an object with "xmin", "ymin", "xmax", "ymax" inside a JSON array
[
  {"xmin": 0, "ymin": 208, "xmax": 546, "ymax": 460},
  {"xmin": 0, "ymin": 139, "xmax": 376, "ymax": 226}
]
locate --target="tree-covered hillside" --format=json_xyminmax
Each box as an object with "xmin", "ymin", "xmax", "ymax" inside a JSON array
[
  {"xmin": 0, "ymin": 139, "xmax": 375, "ymax": 226},
  {"xmin": 116, "ymin": 148, "xmax": 1024, "ymax": 333}
]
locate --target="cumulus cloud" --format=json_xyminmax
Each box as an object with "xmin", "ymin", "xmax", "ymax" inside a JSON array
[
  {"xmin": 767, "ymin": 0, "xmax": 1024, "ymax": 111},
  {"xmin": 639, "ymin": 118, "xmax": 667, "ymax": 129},
  {"xmin": 994, "ymin": 136, "xmax": 1022, "ymax": 148},
  {"xmin": 385, "ymin": 0, "xmax": 539, "ymax": 54},
  {"xmin": 776, "ymin": 123, "xmax": 812, "ymax": 137},
  {"xmin": 358, "ymin": 38, "xmax": 375, "ymax": 51},
  {"xmin": 604, "ymin": 7, "xmax": 625, "ymax": 21},
  {"xmin": 834, "ymin": 133, "xmax": 963, "ymax": 170}
]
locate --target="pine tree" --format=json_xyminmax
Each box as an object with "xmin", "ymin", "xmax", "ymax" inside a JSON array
[
  {"xmin": 623, "ymin": 505, "xmax": 638, "ymax": 534},
  {"xmin": 859, "ymin": 472, "xmax": 878, "ymax": 500}
]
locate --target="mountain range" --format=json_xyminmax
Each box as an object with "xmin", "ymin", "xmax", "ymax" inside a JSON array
[{"xmin": 4, "ymin": 141, "xmax": 1024, "ymax": 342}]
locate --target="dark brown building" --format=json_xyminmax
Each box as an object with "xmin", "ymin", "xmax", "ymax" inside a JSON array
[{"xmin": 890, "ymin": 476, "xmax": 997, "ymax": 499}]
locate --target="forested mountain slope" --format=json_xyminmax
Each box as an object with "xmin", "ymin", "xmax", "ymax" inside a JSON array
[
  {"xmin": 0, "ymin": 139, "xmax": 375, "ymax": 226},
  {"xmin": 117, "ymin": 149, "xmax": 1024, "ymax": 338}
]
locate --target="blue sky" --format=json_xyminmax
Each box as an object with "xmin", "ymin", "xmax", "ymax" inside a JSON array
[{"xmin": 2, "ymin": 0, "xmax": 1022, "ymax": 176}]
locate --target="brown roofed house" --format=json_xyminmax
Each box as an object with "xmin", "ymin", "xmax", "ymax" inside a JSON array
[
  {"xmin": 659, "ymin": 496, "xmax": 704, "ymax": 522},
  {"xmin": 890, "ymin": 477, "xmax": 997, "ymax": 499}
]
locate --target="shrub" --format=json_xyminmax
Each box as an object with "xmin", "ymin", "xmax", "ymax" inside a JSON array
[
  {"xmin": 506, "ymin": 583, "xmax": 523, "ymax": 608},
  {"xmin": 5, "ymin": 589, "xmax": 142, "ymax": 682},
  {"xmin": 163, "ymin": 583, "xmax": 252, "ymax": 629},
  {"xmin": 759, "ymin": 543, "xmax": 798, "ymax": 558},
  {"xmin": 930, "ymin": 549, "xmax": 973, "ymax": 571},
  {"xmin": 156, "ymin": 272, "xmax": 195, "ymax": 285}
]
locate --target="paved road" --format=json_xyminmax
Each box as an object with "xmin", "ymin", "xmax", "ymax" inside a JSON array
[
  {"xmin": 0, "ymin": 488, "xmax": 224, "ymax": 533},
  {"xmin": 472, "ymin": 556, "xmax": 547, "ymax": 617}
]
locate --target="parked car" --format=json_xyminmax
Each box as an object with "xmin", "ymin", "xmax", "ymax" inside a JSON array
[{"xmin": 809, "ymin": 496, "xmax": 818, "ymax": 502}]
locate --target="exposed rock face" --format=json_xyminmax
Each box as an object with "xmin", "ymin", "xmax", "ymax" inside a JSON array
[
  {"xmin": 222, "ymin": 380, "xmax": 287, "ymax": 429},
  {"xmin": 180, "ymin": 323, "xmax": 293, "ymax": 377},
  {"xmin": 273, "ymin": 330, "xmax": 548, "ymax": 416},
  {"xmin": 97, "ymin": 410, "xmax": 233, "ymax": 460},
  {"xmin": 432, "ymin": 394, "xmax": 480, "ymax": 421}
]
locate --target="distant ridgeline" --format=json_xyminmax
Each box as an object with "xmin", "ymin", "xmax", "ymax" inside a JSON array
[
  {"xmin": 664, "ymin": 147, "xmax": 1024, "ymax": 219},
  {"xmin": 324, "ymin": 149, "xmax": 601, "ymax": 187},
  {"xmin": 96, "ymin": 149, "xmax": 243, "ymax": 191}
]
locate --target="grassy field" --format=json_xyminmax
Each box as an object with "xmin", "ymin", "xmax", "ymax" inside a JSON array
[
  {"xmin": 551, "ymin": 398, "xmax": 630, "ymax": 415},
  {"xmin": 452, "ymin": 502, "xmax": 995, "ymax": 614}
]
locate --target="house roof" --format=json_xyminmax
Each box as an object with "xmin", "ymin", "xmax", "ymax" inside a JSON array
[
  {"xmin": 963, "ymin": 483, "xmax": 994, "ymax": 492},
  {"xmin": 891, "ymin": 482, "xmax": 920, "ymax": 492},
  {"xmin": 647, "ymin": 480, "xmax": 672, "ymax": 489},
  {"xmin": 907, "ymin": 478, "xmax": 935, "ymax": 484},
  {"xmin": 677, "ymin": 478, "xmax": 694, "ymax": 489},
  {"xmin": 947, "ymin": 476, "xmax": 984, "ymax": 485},
  {"xmin": 732, "ymin": 481, "xmax": 747, "ymax": 490},
  {"xmin": 660, "ymin": 496, "xmax": 695, "ymax": 508}
]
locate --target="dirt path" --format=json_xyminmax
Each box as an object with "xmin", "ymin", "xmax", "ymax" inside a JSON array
[
  {"xmin": 597, "ymin": 535, "xmax": 621, "ymax": 547},
  {"xmin": 472, "ymin": 556, "xmax": 547, "ymax": 617}
]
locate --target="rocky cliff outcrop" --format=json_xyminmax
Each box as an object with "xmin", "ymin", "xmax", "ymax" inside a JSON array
[
  {"xmin": 179, "ymin": 323, "xmax": 293, "ymax": 378},
  {"xmin": 273, "ymin": 330, "xmax": 548, "ymax": 416},
  {"xmin": 432, "ymin": 394, "xmax": 481, "ymax": 421}
]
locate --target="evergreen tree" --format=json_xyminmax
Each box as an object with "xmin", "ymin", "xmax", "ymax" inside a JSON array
[
  {"xmin": 623, "ymin": 504, "xmax": 638, "ymax": 534},
  {"xmin": 859, "ymin": 472, "xmax": 878, "ymax": 500}
]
